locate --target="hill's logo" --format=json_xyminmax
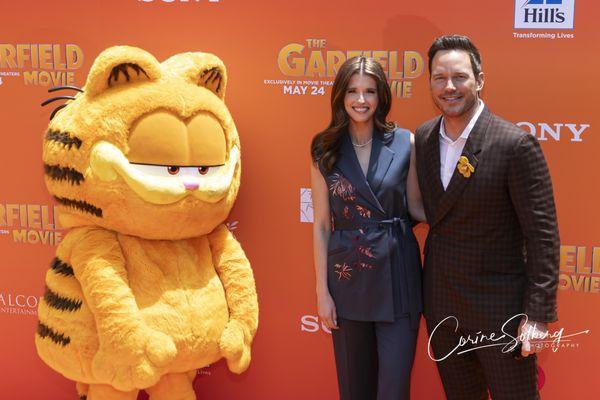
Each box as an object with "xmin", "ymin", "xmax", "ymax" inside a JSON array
[{"xmin": 514, "ymin": 0, "xmax": 575, "ymax": 29}]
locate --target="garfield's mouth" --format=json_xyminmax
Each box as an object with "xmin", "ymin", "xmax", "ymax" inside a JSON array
[{"xmin": 90, "ymin": 140, "xmax": 239, "ymax": 205}]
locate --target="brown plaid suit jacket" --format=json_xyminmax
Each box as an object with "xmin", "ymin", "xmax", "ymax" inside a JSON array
[{"xmin": 415, "ymin": 106, "xmax": 559, "ymax": 331}]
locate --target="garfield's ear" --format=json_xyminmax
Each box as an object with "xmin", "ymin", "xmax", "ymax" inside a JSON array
[
  {"xmin": 198, "ymin": 67, "xmax": 225, "ymax": 98},
  {"xmin": 162, "ymin": 52, "xmax": 227, "ymax": 99},
  {"xmin": 84, "ymin": 46, "xmax": 161, "ymax": 97}
]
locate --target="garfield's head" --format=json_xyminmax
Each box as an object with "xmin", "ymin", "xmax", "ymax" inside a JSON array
[{"xmin": 42, "ymin": 46, "xmax": 241, "ymax": 239}]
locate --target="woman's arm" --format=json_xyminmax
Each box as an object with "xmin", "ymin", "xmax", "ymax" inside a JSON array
[
  {"xmin": 407, "ymin": 133, "xmax": 427, "ymax": 223},
  {"xmin": 310, "ymin": 162, "xmax": 338, "ymax": 330}
]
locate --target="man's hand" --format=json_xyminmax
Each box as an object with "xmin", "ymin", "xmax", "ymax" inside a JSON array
[{"xmin": 518, "ymin": 317, "xmax": 549, "ymax": 357}]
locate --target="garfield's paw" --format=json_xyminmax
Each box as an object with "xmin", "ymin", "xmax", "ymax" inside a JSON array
[
  {"xmin": 143, "ymin": 330, "xmax": 177, "ymax": 368},
  {"xmin": 219, "ymin": 320, "xmax": 251, "ymax": 374},
  {"xmin": 92, "ymin": 329, "xmax": 177, "ymax": 391}
]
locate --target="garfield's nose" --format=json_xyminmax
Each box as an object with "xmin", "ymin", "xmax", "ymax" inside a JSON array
[{"xmin": 184, "ymin": 182, "xmax": 199, "ymax": 191}]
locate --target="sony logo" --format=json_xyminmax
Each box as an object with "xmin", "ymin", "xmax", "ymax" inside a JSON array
[
  {"xmin": 517, "ymin": 122, "xmax": 589, "ymax": 142},
  {"xmin": 300, "ymin": 315, "xmax": 332, "ymax": 334}
]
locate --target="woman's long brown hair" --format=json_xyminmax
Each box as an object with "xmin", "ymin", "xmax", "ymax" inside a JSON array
[{"xmin": 311, "ymin": 56, "xmax": 396, "ymax": 172}]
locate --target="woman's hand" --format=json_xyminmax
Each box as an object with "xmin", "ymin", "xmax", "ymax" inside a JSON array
[{"xmin": 317, "ymin": 290, "xmax": 339, "ymax": 330}]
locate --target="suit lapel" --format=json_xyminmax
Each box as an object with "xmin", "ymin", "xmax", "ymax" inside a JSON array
[
  {"xmin": 430, "ymin": 107, "xmax": 492, "ymax": 228},
  {"xmin": 423, "ymin": 117, "xmax": 445, "ymax": 210},
  {"xmin": 337, "ymin": 133, "xmax": 386, "ymax": 215}
]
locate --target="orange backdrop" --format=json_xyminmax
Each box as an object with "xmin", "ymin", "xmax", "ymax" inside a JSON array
[{"xmin": 1, "ymin": 0, "xmax": 598, "ymax": 399}]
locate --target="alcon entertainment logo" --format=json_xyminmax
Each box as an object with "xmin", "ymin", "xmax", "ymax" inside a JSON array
[
  {"xmin": 0, "ymin": 292, "xmax": 40, "ymax": 316},
  {"xmin": 514, "ymin": 0, "xmax": 575, "ymax": 29}
]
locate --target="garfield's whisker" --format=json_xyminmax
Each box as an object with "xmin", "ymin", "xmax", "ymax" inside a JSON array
[
  {"xmin": 48, "ymin": 85, "xmax": 84, "ymax": 93},
  {"xmin": 41, "ymin": 95, "xmax": 76, "ymax": 107},
  {"xmin": 50, "ymin": 104, "xmax": 68, "ymax": 120}
]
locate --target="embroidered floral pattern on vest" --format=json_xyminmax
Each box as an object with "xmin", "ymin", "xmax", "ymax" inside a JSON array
[
  {"xmin": 328, "ymin": 172, "xmax": 377, "ymax": 279},
  {"xmin": 330, "ymin": 173, "xmax": 356, "ymax": 202},
  {"xmin": 355, "ymin": 204, "xmax": 371, "ymax": 218},
  {"xmin": 334, "ymin": 263, "xmax": 353, "ymax": 280}
]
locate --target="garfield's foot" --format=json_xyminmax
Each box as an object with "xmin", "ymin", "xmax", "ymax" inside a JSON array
[
  {"xmin": 76, "ymin": 382, "xmax": 89, "ymax": 399},
  {"xmin": 87, "ymin": 384, "xmax": 138, "ymax": 400},
  {"xmin": 186, "ymin": 370, "xmax": 197, "ymax": 383},
  {"xmin": 146, "ymin": 372, "xmax": 196, "ymax": 400},
  {"xmin": 91, "ymin": 329, "xmax": 176, "ymax": 391}
]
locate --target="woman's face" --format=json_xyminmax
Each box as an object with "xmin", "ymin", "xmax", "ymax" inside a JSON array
[{"xmin": 344, "ymin": 73, "xmax": 378, "ymax": 125}]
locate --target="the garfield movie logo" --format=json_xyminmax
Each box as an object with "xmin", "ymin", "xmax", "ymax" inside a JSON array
[
  {"xmin": 277, "ymin": 39, "xmax": 424, "ymax": 98},
  {"xmin": 559, "ymin": 245, "xmax": 600, "ymax": 294},
  {"xmin": 0, "ymin": 203, "xmax": 63, "ymax": 246},
  {"xmin": 0, "ymin": 44, "xmax": 83, "ymax": 86}
]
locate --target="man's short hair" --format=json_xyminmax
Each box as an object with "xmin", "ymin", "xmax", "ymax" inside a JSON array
[{"xmin": 428, "ymin": 35, "xmax": 482, "ymax": 77}]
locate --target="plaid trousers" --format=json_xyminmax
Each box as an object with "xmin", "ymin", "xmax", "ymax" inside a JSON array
[{"xmin": 426, "ymin": 319, "xmax": 539, "ymax": 400}]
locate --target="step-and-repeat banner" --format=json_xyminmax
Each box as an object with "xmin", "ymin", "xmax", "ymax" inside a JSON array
[{"xmin": 1, "ymin": 0, "xmax": 597, "ymax": 398}]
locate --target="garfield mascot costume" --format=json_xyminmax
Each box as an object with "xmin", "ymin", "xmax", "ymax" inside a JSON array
[{"xmin": 35, "ymin": 46, "xmax": 259, "ymax": 400}]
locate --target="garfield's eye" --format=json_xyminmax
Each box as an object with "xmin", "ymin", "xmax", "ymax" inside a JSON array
[
  {"xmin": 167, "ymin": 166, "xmax": 180, "ymax": 175},
  {"xmin": 198, "ymin": 166, "xmax": 209, "ymax": 175}
]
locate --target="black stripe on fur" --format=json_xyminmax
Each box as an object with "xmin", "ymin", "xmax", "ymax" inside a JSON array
[
  {"xmin": 43, "ymin": 286, "xmax": 82, "ymax": 312},
  {"xmin": 53, "ymin": 196, "xmax": 103, "ymax": 218},
  {"xmin": 44, "ymin": 164, "xmax": 84, "ymax": 185},
  {"xmin": 50, "ymin": 257, "xmax": 74, "ymax": 276},
  {"xmin": 45, "ymin": 130, "xmax": 82, "ymax": 149},
  {"xmin": 108, "ymin": 63, "xmax": 149, "ymax": 86},
  {"xmin": 37, "ymin": 322, "xmax": 71, "ymax": 346}
]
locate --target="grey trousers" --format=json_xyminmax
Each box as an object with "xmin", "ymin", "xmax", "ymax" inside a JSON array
[{"xmin": 331, "ymin": 316, "xmax": 418, "ymax": 400}]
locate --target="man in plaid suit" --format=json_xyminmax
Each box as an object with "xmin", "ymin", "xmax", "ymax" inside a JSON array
[{"xmin": 415, "ymin": 35, "xmax": 560, "ymax": 399}]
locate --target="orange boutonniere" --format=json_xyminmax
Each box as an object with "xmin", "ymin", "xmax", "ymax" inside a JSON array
[{"xmin": 457, "ymin": 156, "xmax": 475, "ymax": 178}]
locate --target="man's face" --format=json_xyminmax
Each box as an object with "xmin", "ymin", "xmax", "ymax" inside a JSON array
[{"xmin": 430, "ymin": 50, "xmax": 484, "ymax": 120}]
